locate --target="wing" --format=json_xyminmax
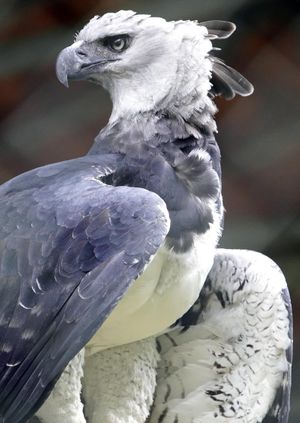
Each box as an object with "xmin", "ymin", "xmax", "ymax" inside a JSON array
[
  {"xmin": 150, "ymin": 249, "xmax": 292, "ymax": 423},
  {"xmin": 0, "ymin": 155, "xmax": 169, "ymax": 423}
]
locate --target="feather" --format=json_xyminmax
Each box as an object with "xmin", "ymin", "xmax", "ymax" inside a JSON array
[
  {"xmin": 150, "ymin": 249, "xmax": 293, "ymax": 423},
  {"xmin": 210, "ymin": 56, "xmax": 254, "ymax": 99},
  {"xmin": 200, "ymin": 20, "xmax": 236, "ymax": 39},
  {"xmin": 0, "ymin": 155, "xmax": 169, "ymax": 423}
]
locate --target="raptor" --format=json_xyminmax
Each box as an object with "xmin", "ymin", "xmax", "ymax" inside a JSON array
[{"xmin": 0, "ymin": 11, "xmax": 292, "ymax": 423}]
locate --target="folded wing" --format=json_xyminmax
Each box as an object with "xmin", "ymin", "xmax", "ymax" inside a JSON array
[{"xmin": 0, "ymin": 155, "xmax": 169, "ymax": 423}]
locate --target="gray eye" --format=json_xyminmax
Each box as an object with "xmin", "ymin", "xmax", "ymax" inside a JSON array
[
  {"xmin": 103, "ymin": 35, "xmax": 130, "ymax": 53},
  {"xmin": 112, "ymin": 38, "xmax": 126, "ymax": 51}
]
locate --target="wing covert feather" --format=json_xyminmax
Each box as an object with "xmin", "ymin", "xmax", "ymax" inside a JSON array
[{"xmin": 0, "ymin": 155, "xmax": 170, "ymax": 423}]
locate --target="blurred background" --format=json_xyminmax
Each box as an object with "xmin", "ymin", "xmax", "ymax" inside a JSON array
[{"xmin": 0, "ymin": 0, "xmax": 299, "ymax": 420}]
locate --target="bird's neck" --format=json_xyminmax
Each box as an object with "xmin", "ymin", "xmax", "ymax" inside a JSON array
[
  {"xmin": 88, "ymin": 112, "xmax": 222, "ymax": 253},
  {"xmin": 89, "ymin": 109, "xmax": 217, "ymax": 156},
  {"xmin": 107, "ymin": 82, "xmax": 217, "ymax": 130},
  {"xmin": 103, "ymin": 44, "xmax": 217, "ymax": 128}
]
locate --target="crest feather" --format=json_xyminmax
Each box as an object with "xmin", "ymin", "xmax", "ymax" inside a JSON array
[
  {"xmin": 200, "ymin": 20, "xmax": 236, "ymax": 39},
  {"xmin": 210, "ymin": 56, "xmax": 254, "ymax": 99}
]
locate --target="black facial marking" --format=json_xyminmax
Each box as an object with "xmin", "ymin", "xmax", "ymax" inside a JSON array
[{"xmin": 102, "ymin": 34, "xmax": 131, "ymax": 52}]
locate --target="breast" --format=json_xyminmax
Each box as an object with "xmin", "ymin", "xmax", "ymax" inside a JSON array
[{"xmin": 85, "ymin": 212, "xmax": 221, "ymax": 356}]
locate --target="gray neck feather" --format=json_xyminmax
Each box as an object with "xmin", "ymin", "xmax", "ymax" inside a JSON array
[{"xmin": 90, "ymin": 106, "xmax": 217, "ymax": 156}]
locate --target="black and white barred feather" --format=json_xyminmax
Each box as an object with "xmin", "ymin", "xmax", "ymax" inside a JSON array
[{"xmin": 152, "ymin": 249, "xmax": 292, "ymax": 423}]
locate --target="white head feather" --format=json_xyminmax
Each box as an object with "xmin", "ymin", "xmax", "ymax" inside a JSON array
[{"xmin": 75, "ymin": 10, "xmax": 216, "ymax": 123}]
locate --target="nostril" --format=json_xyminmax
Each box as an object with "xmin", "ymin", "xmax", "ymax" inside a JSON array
[{"xmin": 76, "ymin": 48, "xmax": 88, "ymax": 58}]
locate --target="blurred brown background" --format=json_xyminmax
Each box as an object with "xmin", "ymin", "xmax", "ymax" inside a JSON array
[{"xmin": 0, "ymin": 0, "xmax": 299, "ymax": 420}]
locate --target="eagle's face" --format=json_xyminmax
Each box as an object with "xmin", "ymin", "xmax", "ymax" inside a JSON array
[
  {"xmin": 67, "ymin": 12, "xmax": 177, "ymax": 82},
  {"xmin": 56, "ymin": 10, "xmax": 213, "ymax": 119}
]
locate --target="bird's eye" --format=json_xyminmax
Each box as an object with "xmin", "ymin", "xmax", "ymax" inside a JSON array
[
  {"xmin": 103, "ymin": 35, "xmax": 130, "ymax": 53},
  {"xmin": 111, "ymin": 38, "xmax": 126, "ymax": 51}
]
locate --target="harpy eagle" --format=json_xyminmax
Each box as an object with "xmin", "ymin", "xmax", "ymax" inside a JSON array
[{"xmin": 0, "ymin": 10, "xmax": 292, "ymax": 423}]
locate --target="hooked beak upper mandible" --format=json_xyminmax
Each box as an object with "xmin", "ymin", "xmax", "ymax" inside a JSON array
[
  {"xmin": 56, "ymin": 42, "xmax": 85, "ymax": 87},
  {"xmin": 56, "ymin": 41, "xmax": 120, "ymax": 87}
]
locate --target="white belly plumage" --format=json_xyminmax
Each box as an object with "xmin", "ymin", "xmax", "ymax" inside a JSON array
[{"xmin": 85, "ymin": 221, "xmax": 219, "ymax": 356}]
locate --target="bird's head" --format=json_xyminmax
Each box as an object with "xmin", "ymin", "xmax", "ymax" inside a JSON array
[{"xmin": 56, "ymin": 10, "xmax": 253, "ymax": 123}]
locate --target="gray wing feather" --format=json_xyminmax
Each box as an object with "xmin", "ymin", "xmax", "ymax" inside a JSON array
[
  {"xmin": 0, "ymin": 155, "xmax": 169, "ymax": 423},
  {"xmin": 151, "ymin": 249, "xmax": 292, "ymax": 423}
]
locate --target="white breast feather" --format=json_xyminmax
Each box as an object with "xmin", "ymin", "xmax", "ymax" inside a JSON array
[{"xmin": 85, "ymin": 203, "xmax": 221, "ymax": 355}]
